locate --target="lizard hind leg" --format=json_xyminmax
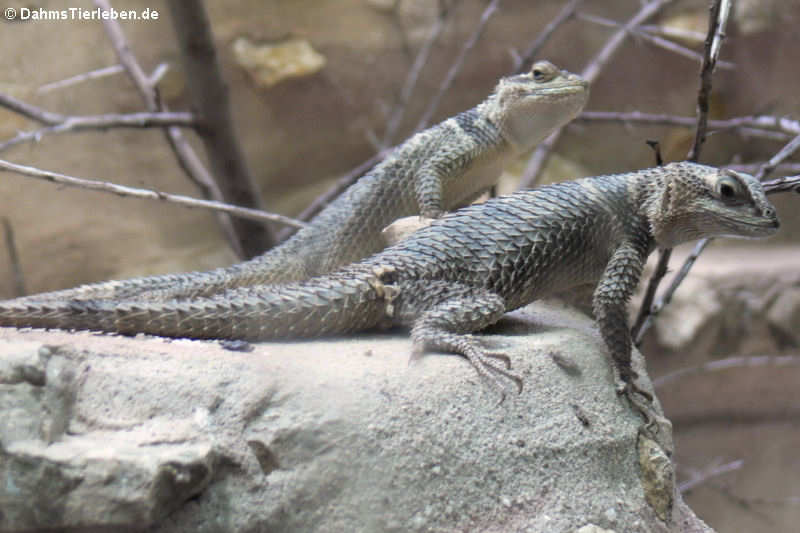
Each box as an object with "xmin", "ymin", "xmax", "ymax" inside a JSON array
[{"xmin": 409, "ymin": 290, "xmax": 522, "ymax": 401}]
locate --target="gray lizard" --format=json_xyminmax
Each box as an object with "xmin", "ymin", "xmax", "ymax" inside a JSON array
[
  {"xmin": 0, "ymin": 162, "xmax": 779, "ymax": 407},
  {"xmin": 18, "ymin": 60, "xmax": 588, "ymax": 303}
]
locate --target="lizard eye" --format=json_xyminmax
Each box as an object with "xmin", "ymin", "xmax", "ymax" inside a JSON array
[
  {"xmin": 530, "ymin": 61, "xmax": 557, "ymax": 82},
  {"xmin": 715, "ymin": 175, "xmax": 743, "ymax": 202}
]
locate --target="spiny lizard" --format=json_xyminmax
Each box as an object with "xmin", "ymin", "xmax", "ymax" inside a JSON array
[
  {"xmin": 18, "ymin": 60, "xmax": 588, "ymax": 303},
  {"xmin": 0, "ymin": 163, "xmax": 779, "ymax": 409}
]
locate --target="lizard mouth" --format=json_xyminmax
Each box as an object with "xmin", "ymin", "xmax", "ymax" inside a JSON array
[
  {"xmin": 719, "ymin": 216, "xmax": 780, "ymax": 233},
  {"xmin": 529, "ymin": 82, "xmax": 588, "ymax": 96}
]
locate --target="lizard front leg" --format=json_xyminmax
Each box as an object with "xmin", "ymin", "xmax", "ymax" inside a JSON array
[
  {"xmin": 409, "ymin": 288, "xmax": 522, "ymax": 401},
  {"xmin": 592, "ymin": 241, "xmax": 655, "ymax": 419},
  {"xmin": 413, "ymin": 165, "xmax": 447, "ymax": 219}
]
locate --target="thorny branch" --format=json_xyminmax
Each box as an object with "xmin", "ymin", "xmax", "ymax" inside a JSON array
[
  {"xmin": 519, "ymin": 0, "xmax": 672, "ymax": 188},
  {"xmin": 0, "ymin": 158, "xmax": 307, "ymax": 229},
  {"xmin": 631, "ymin": 0, "xmax": 729, "ymax": 344}
]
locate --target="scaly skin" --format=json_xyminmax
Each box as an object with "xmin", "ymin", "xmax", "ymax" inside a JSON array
[
  {"xmin": 0, "ymin": 163, "xmax": 779, "ymax": 407},
  {"xmin": 17, "ymin": 60, "xmax": 588, "ymax": 303}
]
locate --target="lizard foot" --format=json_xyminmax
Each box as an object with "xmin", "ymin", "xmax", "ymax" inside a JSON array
[
  {"xmin": 409, "ymin": 343, "xmax": 523, "ymax": 404},
  {"xmin": 459, "ymin": 344, "xmax": 523, "ymax": 404}
]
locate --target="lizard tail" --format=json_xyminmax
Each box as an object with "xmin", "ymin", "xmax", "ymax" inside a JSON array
[{"xmin": 0, "ymin": 269, "xmax": 394, "ymax": 340}]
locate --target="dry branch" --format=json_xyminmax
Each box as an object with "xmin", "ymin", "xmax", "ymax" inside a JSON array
[
  {"xmin": 1, "ymin": 218, "xmax": 25, "ymax": 297},
  {"xmin": 93, "ymin": 0, "xmax": 256, "ymax": 259},
  {"xmin": 163, "ymin": 0, "xmax": 275, "ymax": 258},
  {"xmin": 0, "ymin": 109, "xmax": 196, "ymax": 152},
  {"xmin": 37, "ymin": 65, "xmax": 125, "ymax": 94},
  {"xmin": 632, "ymin": 0, "xmax": 730, "ymax": 344},
  {"xmin": 578, "ymin": 111, "xmax": 800, "ymax": 139},
  {"xmin": 0, "ymin": 158, "xmax": 307, "ymax": 229},
  {"xmin": 576, "ymin": 11, "xmax": 735, "ymax": 70},
  {"xmin": 679, "ymin": 460, "xmax": 743, "ymax": 494}
]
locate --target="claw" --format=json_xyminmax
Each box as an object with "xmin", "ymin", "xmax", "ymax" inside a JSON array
[
  {"xmin": 462, "ymin": 347, "xmax": 524, "ymax": 399},
  {"xmin": 618, "ymin": 381, "xmax": 656, "ymax": 427},
  {"xmin": 482, "ymin": 350, "xmax": 512, "ymax": 369},
  {"xmin": 616, "ymin": 380, "xmax": 653, "ymax": 403}
]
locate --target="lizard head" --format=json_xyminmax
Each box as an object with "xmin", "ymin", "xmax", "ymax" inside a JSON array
[
  {"xmin": 643, "ymin": 162, "xmax": 780, "ymax": 248},
  {"xmin": 482, "ymin": 60, "xmax": 589, "ymax": 151}
]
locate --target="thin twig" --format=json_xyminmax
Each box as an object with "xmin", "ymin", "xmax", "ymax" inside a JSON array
[
  {"xmin": 37, "ymin": 65, "xmax": 125, "ymax": 94},
  {"xmin": 0, "ymin": 93, "xmax": 65, "ymax": 125},
  {"xmin": 414, "ymin": 0, "xmax": 502, "ymax": 132},
  {"xmin": 633, "ymin": 240, "xmax": 709, "ymax": 345},
  {"xmin": 729, "ymin": 163, "xmax": 800, "ymax": 175},
  {"xmin": 514, "ymin": 0, "xmax": 584, "ymax": 73},
  {"xmin": 687, "ymin": 0, "xmax": 729, "ymax": 162},
  {"xmin": 381, "ymin": 1, "xmax": 454, "ymax": 148},
  {"xmin": 93, "ymin": 0, "xmax": 253, "ymax": 259},
  {"xmin": 753, "ymin": 134, "xmax": 800, "ymax": 181},
  {"xmin": 576, "ymin": 11, "xmax": 735, "ymax": 70},
  {"xmin": 762, "ymin": 174, "xmax": 800, "ymax": 194},
  {"xmin": 1, "ymin": 218, "xmax": 26, "ymax": 297},
  {"xmin": 632, "ymin": 0, "xmax": 730, "ymax": 344},
  {"xmin": 578, "ymin": 111, "xmax": 800, "ymax": 139},
  {"xmin": 0, "ymin": 158, "xmax": 307, "ymax": 229},
  {"xmin": 679, "ymin": 459, "xmax": 743, "ymax": 494},
  {"xmin": 654, "ymin": 355, "xmax": 800, "ymax": 388},
  {"xmin": 519, "ymin": 0, "xmax": 671, "ymax": 188},
  {"xmin": 0, "ymin": 110, "xmax": 196, "ymax": 153},
  {"xmin": 640, "ymin": 23, "xmax": 706, "ymax": 44}
]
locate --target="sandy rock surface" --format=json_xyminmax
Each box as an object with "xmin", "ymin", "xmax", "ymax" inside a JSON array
[{"xmin": 0, "ymin": 303, "xmax": 711, "ymax": 532}]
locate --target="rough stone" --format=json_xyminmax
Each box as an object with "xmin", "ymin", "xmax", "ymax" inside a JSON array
[
  {"xmin": 1, "ymin": 436, "xmax": 214, "ymax": 531},
  {"xmin": 232, "ymin": 37, "xmax": 326, "ymax": 88},
  {"xmin": 639, "ymin": 246, "xmax": 800, "ymax": 360},
  {"xmin": 0, "ymin": 303, "xmax": 712, "ymax": 532},
  {"xmin": 766, "ymin": 286, "xmax": 800, "ymax": 347}
]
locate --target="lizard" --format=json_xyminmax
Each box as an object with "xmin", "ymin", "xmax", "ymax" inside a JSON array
[
  {"xmin": 0, "ymin": 162, "xmax": 780, "ymax": 411},
  {"xmin": 15, "ymin": 60, "xmax": 588, "ymax": 304}
]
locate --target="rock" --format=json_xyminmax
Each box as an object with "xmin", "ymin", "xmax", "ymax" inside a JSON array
[
  {"xmin": 232, "ymin": 37, "xmax": 326, "ymax": 88},
  {"xmin": 0, "ymin": 302, "xmax": 712, "ymax": 532},
  {"xmin": 638, "ymin": 246, "xmax": 800, "ymax": 360},
  {"xmin": 766, "ymin": 286, "xmax": 800, "ymax": 347},
  {"xmin": 1, "ymin": 436, "xmax": 214, "ymax": 531}
]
